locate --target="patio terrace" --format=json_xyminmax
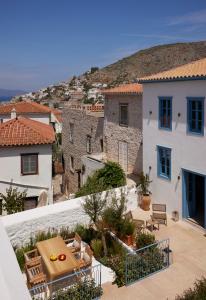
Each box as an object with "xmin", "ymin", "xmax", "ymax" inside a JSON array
[
  {"xmin": 102, "ymin": 209, "xmax": 206, "ymax": 300},
  {"xmin": 1, "ymin": 186, "xmax": 206, "ymax": 299}
]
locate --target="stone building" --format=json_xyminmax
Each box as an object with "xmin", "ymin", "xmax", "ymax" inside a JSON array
[
  {"xmin": 103, "ymin": 83, "xmax": 143, "ymax": 176},
  {"xmin": 62, "ymin": 105, "xmax": 104, "ymax": 194}
]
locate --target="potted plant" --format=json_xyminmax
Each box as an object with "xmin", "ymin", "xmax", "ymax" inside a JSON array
[
  {"xmin": 121, "ymin": 220, "xmax": 135, "ymax": 246},
  {"xmin": 138, "ymin": 172, "xmax": 152, "ymax": 211}
]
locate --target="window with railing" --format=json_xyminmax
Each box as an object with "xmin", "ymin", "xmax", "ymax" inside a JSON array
[
  {"xmin": 187, "ymin": 97, "xmax": 204, "ymax": 135},
  {"xmin": 119, "ymin": 104, "xmax": 128, "ymax": 126},
  {"xmin": 157, "ymin": 146, "xmax": 171, "ymax": 180},
  {"xmin": 159, "ymin": 97, "xmax": 172, "ymax": 130}
]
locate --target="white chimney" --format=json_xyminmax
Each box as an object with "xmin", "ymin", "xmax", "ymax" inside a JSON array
[{"xmin": 11, "ymin": 108, "xmax": 17, "ymax": 119}]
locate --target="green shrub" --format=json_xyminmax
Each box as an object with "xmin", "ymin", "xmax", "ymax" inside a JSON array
[
  {"xmin": 75, "ymin": 224, "xmax": 100, "ymax": 244},
  {"xmin": 121, "ymin": 220, "xmax": 135, "ymax": 237},
  {"xmin": 176, "ymin": 277, "xmax": 206, "ymax": 300},
  {"xmin": 50, "ymin": 278, "xmax": 103, "ymax": 300},
  {"xmin": 136, "ymin": 233, "xmax": 155, "ymax": 249},
  {"xmin": 91, "ymin": 239, "xmax": 103, "ymax": 258},
  {"xmin": 75, "ymin": 161, "xmax": 126, "ymax": 197}
]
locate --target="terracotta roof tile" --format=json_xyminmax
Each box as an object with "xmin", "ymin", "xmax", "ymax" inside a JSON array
[
  {"xmin": 0, "ymin": 101, "xmax": 60, "ymax": 115},
  {"xmin": 102, "ymin": 83, "xmax": 143, "ymax": 95},
  {"xmin": 138, "ymin": 58, "xmax": 206, "ymax": 82},
  {"xmin": 0, "ymin": 117, "xmax": 55, "ymax": 147}
]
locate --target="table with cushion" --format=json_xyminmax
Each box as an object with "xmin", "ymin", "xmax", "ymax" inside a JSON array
[{"xmin": 36, "ymin": 236, "xmax": 80, "ymax": 282}]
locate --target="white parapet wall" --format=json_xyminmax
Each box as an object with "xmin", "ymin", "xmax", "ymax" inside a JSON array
[
  {"xmin": 0, "ymin": 220, "xmax": 31, "ymax": 300},
  {"xmin": 2, "ymin": 185, "xmax": 137, "ymax": 247}
]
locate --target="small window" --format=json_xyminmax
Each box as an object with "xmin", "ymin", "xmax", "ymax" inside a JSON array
[
  {"xmin": 119, "ymin": 104, "xmax": 128, "ymax": 126},
  {"xmin": 70, "ymin": 156, "xmax": 74, "ymax": 172},
  {"xmin": 187, "ymin": 97, "xmax": 204, "ymax": 135},
  {"xmin": 86, "ymin": 135, "xmax": 92, "ymax": 154},
  {"xmin": 69, "ymin": 123, "xmax": 74, "ymax": 142},
  {"xmin": 157, "ymin": 146, "xmax": 171, "ymax": 180},
  {"xmin": 100, "ymin": 139, "xmax": 103, "ymax": 152},
  {"xmin": 21, "ymin": 154, "xmax": 38, "ymax": 175},
  {"xmin": 159, "ymin": 97, "xmax": 172, "ymax": 130}
]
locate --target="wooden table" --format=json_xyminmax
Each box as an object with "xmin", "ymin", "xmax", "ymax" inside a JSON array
[{"xmin": 36, "ymin": 236, "xmax": 80, "ymax": 282}]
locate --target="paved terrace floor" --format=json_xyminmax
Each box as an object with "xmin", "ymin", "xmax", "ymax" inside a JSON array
[{"xmin": 102, "ymin": 208, "xmax": 206, "ymax": 300}]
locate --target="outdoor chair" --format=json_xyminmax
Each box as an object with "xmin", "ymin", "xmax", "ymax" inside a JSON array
[
  {"xmin": 65, "ymin": 232, "xmax": 81, "ymax": 253},
  {"xmin": 151, "ymin": 204, "xmax": 167, "ymax": 226},
  {"xmin": 24, "ymin": 249, "xmax": 42, "ymax": 268},
  {"xmin": 78, "ymin": 245, "xmax": 93, "ymax": 269},
  {"xmin": 26, "ymin": 263, "xmax": 47, "ymax": 289},
  {"xmin": 124, "ymin": 211, "xmax": 145, "ymax": 234},
  {"xmin": 24, "ymin": 248, "xmax": 39, "ymax": 262}
]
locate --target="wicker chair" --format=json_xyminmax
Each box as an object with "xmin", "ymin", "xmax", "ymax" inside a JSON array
[
  {"xmin": 78, "ymin": 245, "xmax": 93, "ymax": 269},
  {"xmin": 24, "ymin": 249, "xmax": 42, "ymax": 268}
]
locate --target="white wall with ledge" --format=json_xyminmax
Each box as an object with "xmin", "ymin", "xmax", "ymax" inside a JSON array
[
  {"xmin": 0, "ymin": 144, "xmax": 53, "ymax": 209},
  {"xmin": 1, "ymin": 112, "xmax": 50, "ymax": 124},
  {"xmin": 0, "ymin": 220, "xmax": 31, "ymax": 300},
  {"xmin": 2, "ymin": 185, "xmax": 137, "ymax": 247}
]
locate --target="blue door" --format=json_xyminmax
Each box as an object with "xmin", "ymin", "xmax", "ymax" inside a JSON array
[{"xmin": 183, "ymin": 170, "xmax": 206, "ymax": 228}]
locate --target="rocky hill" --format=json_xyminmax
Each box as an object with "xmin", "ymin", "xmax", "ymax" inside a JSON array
[
  {"xmin": 87, "ymin": 41, "xmax": 206, "ymax": 86},
  {"xmin": 12, "ymin": 41, "xmax": 206, "ymax": 105}
]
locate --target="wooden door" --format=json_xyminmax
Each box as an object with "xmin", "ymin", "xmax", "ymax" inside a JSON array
[{"xmin": 118, "ymin": 141, "xmax": 128, "ymax": 173}]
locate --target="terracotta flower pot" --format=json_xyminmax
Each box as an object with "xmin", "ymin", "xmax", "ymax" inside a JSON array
[
  {"xmin": 124, "ymin": 235, "xmax": 134, "ymax": 246},
  {"xmin": 140, "ymin": 194, "xmax": 151, "ymax": 211}
]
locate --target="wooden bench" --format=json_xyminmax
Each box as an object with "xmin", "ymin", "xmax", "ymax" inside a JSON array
[{"xmin": 151, "ymin": 204, "xmax": 167, "ymax": 226}]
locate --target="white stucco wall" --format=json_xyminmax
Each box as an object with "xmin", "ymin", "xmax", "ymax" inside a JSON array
[
  {"xmin": 143, "ymin": 79, "xmax": 206, "ymax": 217},
  {"xmin": 1, "ymin": 113, "xmax": 50, "ymax": 124},
  {"xmin": 0, "ymin": 220, "xmax": 31, "ymax": 300},
  {"xmin": 2, "ymin": 185, "xmax": 137, "ymax": 247},
  {"xmin": 0, "ymin": 144, "xmax": 53, "ymax": 208},
  {"xmin": 81, "ymin": 155, "xmax": 105, "ymax": 185}
]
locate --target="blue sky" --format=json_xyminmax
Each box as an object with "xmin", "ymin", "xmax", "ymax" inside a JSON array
[{"xmin": 1, "ymin": 0, "xmax": 206, "ymax": 91}]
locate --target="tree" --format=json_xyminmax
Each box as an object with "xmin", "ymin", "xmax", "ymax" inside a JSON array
[
  {"xmin": 83, "ymin": 193, "xmax": 108, "ymax": 255},
  {"xmin": 0, "ymin": 185, "xmax": 27, "ymax": 214}
]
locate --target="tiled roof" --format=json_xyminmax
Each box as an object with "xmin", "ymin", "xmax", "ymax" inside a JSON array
[
  {"xmin": 138, "ymin": 58, "xmax": 206, "ymax": 83},
  {"xmin": 102, "ymin": 83, "xmax": 143, "ymax": 95},
  {"xmin": 0, "ymin": 101, "xmax": 58, "ymax": 115},
  {"xmin": 51, "ymin": 109, "xmax": 62, "ymax": 122},
  {"xmin": 0, "ymin": 117, "xmax": 55, "ymax": 147}
]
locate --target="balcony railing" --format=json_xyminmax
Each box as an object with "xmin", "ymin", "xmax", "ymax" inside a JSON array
[
  {"xmin": 29, "ymin": 264, "xmax": 102, "ymax": 300},
  {"xmin": 125, "ymin": 239, "xmax": 170, "ymax": 285}
]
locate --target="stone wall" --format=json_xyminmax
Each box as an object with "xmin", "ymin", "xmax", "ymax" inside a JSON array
[
  {"xmin": 104, "ymin": 94, "xmax": 143, "ymax": 174},
  {"xmin": 62, "ymin": 108, "xmax": 104, "ymax": 194}
]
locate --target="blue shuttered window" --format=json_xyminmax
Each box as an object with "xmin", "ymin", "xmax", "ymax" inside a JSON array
[
  {"xmin": 187, "ymin": 97, "xmax": 204, "ymax": 135},
  {"xmin": 159, "ymin": 97, "xmax": 172, "ymax": 130},
  {"xmin": 157, "ymin": 146, "xmax": 171, "ymax": 180}
]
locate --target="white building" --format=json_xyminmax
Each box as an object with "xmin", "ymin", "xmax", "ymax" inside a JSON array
[
  {"xmin": 139, "ymin": 58, "xmax": 206, "ymax": 229},
  {"xmin": 0, "ymin": 115, "xmax": 55, "ymax": 214},
  {"xmin": 0, "ymin": 101, "xmax": 62, "ymax": 133}
]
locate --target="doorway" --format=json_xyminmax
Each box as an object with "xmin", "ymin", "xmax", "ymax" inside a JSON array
[{"xmin": 183, "ymin": 170, "xmax": 205, "ymax": 228}]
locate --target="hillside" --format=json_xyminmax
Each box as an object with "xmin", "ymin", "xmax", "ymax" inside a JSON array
[
  {"xmin": 87, "ymin": 41, "xmax": 206, "ymax": 86},
  {"xmin": 12, "ymin": 41, "xmax": 206, "ymax": 104}
]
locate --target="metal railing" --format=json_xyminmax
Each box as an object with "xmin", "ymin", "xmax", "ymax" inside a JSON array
[
  {"xmin": 29, "ymin": 264, "xmax": 102, "ymax": 300},
  {"xmin": 125, "ymin": 239, "xmax": 170, "ymax": 285}
]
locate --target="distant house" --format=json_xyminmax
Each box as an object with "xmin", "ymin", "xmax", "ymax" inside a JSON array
[
  {"xmin": 139, "ymin": 58, "xmax": 206, "ymax": 228},
  {"xmin": 62, "ymin": 105, "xmax": 104, "ymax": 194},
  {"xmin": 0, "ymin": 101, "xmax": 62, "ymax": 133},
  {"xmin": 103, "ymin": 84, "xmax": 143, "ymax": 175},
  {"xmin": 0, "ymin": 114, "xmax": 55, "ymax": 214}
]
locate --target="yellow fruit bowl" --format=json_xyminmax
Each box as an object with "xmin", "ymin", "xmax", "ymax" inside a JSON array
[{"xmin": 50, "ymin": 254, "xmax": 57, "ymax": 261}]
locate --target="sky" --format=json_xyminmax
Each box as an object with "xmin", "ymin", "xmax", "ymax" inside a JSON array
[{"xmin": 1, "ymin": 0, "xmax": 206, "ymax": 91}]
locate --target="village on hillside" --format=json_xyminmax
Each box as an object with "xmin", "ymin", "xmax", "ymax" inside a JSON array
[{"xmin": 1, "ymin": 42, "xmax": 206, "ymax": 300}]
